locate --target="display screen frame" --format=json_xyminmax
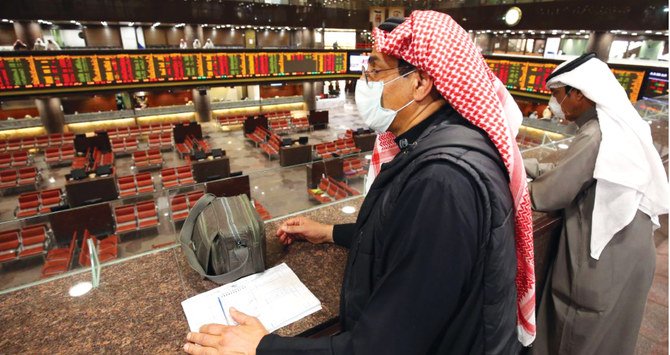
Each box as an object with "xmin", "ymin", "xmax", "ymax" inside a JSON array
[{"xmin": 0, "ymin": 48, "xmax": 352, "ymax": 97}]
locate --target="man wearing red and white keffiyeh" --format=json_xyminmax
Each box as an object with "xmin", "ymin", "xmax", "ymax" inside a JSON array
[{"xmin": 183, "ymin": 11, "xmax": 532, "ymax": 355}]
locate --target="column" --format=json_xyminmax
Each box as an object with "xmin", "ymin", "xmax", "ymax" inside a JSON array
[
  {"xmin": 192, "ymin": 88, "xmax": 212, "ymax": 123},
  {"xmin": 586, "ymin": 31, "xmax": 614, "ymax": 61},
  {"xmin": 34, "ymin": 97, "xmax": 65, "ymax": 133},
  {"xmin": 302, "ymin": 82, "xmax": 316, "ymax": 111},
  {"xmin": 246, "ymin": 85, "xmax": 260, "ymax": 101}
]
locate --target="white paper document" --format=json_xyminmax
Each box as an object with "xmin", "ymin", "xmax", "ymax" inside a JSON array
[{"xmin": 181, "ymin": 263, "xmax": 322, "ymax": 333}]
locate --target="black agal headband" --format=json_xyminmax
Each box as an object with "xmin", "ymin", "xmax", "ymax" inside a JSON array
[{"xmin": 545, "ymin": 52, "xmax": 597, "ymax": 84}]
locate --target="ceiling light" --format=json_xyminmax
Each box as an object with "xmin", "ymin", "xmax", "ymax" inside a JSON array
[
  {"xmin": 152, "ymin": 22, "xmax": 161, "ymax": 28},
  {"xmin": 128, "ymin": 22, "xmax": 134, "ymax": 27},
  {"xmin": 632, "ymin": 32, "xmax": 638, "ymax": 36},
  {"xmin": 656, "ymin": 32, "xmax": 663, "ymax": 35},
  {"xmin": 621, "ymin": 31, "xmax": 628, "ymax": 34},
  {"xmin": 645, "ymin": 30, "xmax": 652, "ymax": 33},
  {"xmin": 101, "ymin": 21, "xmax": 108, "ymax": 26}
]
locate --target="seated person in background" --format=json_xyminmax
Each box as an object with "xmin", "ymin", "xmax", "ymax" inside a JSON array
[
  {"xmin": 526, "ymin": 53, "xmax": 669, "ymax": 355},
  {"xmin": 183, "ymin": 11, "xmax": 535, "ymax": 355}
]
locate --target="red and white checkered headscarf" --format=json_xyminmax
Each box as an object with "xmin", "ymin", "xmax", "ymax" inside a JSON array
[{"xmin": 368, "ymin": 10, "xmax": 535, "ymax": 345}]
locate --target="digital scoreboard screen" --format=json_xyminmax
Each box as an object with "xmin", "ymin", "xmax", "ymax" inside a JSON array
[
  {"xmin": 642, "ymin": 71, "xmax": 668, "ymax": 99},
  {"xmin": 0, "ymin": 51, "xmax": 348, "ymax": 94},
  {"xmin": 611, "ymin": 69, "xmax": 645, "ymax": 102},
  {"xmin": 484, "ymin": 58, "xmax": 647, "ymax": 102}
]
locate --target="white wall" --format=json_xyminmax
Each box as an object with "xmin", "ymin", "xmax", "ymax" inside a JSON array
[
  {"xmin": 120, "ymin": 27, "xmax": 138, "ymax": 50},
  {"xmin": 324, "ymin": 30, "xmax": 356, "ymax": 49},
  {"xmin": 59, "ymin": 29, "xmax": 86, "ymax": 47}
]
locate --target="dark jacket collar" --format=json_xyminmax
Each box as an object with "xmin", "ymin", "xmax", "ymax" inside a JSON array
[{"xmin": 574, "ymin": 107, "xmax": 598, "ymax": 129}]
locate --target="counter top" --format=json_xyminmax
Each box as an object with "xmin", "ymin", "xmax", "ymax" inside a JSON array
[
  {"xmin": 0, "ymin": 198, "xmax": 362, "ymax": 353},
  {"xmin": 0, "ymin": 197, "xmax": 562, "ymax": 353}
]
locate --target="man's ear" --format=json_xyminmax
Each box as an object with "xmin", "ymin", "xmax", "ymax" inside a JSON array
[{"xmin": 413, "ymin": 71, "xmax": 435, "ymax": 102}]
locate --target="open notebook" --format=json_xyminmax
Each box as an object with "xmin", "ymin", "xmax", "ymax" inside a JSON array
[{"xmin": 181, "ymin": 263, "xmax": 322, "ymax": 333}]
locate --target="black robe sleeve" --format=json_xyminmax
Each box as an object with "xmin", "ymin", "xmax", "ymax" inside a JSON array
[
  {"xmin": 257, "ymin": 162, "xmax": 482, "ymax": 354},
  {"xmin": 332, "ymin": 223, "xmax": 356, "ymax": 248}
]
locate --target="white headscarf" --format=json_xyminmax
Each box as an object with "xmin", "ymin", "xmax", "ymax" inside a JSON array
[{"xmin": 547, "ymin": 56, "xmax": 669, "ymax": 259}]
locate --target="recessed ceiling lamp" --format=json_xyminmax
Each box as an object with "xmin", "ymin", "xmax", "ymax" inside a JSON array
[{"xmin": 504, "ymin": 6, "xmax": 522, "ymax": 27}]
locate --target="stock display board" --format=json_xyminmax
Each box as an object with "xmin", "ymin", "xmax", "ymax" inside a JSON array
[
  {"xmin": 484, "ymin": 58, "xmax": 647, "ymax": 102},
  {"xmin": 642, "ymin": 70, "xmax": 668, "ymax": 99},
  {"xmin": 0, "ymin": 51, "xmax": 347, "ymax": 94}
]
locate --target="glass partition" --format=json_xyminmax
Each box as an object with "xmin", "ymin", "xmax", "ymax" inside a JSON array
[{"xmin": 0, "ymin": 107, "xmax": 666, "ymax": 293}]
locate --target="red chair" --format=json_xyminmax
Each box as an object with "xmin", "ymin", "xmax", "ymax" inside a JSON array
[
  {"xmin": 18, "ymin": 224, "xmax": 47, "ymax": 257},
  {"xmin": 45, "ymin": 147, "xmax": 61, "ymax": 165},
  {"xmin": 136, "ymin": 201, "xmax": 158, "ymax": 229},
  {"xmin": 187, "ymin": 191, "xmax": 204, "ymax": 207},
  {"xmin": 42, "ymin": 231, "xmax": 76, "ymax": 277},
  {"xmin": 117, "ymin": 175, "xmax": 137, "ymax": 197},
  {"xmin": 115, "ymin": 205, "xmax": 137, "ymax": 233},
  {"xmin": 17, "ymin": 167, "xmax": 37, "ymax": 186},
  {"xmin": 161, "ymin": 168, "xmax": 179, "ymax": 189},
  {"xmin": 16, "ymin": 192, "xmax": 40, "ymax": 217},
  {"xmin": 0, "ymin": 169, "xmax": 17, "ymax": 189},
  {"xmin": 40, "ymin": 189, "xmax": 62, "ymax": 212},
  {"xmin": 171, "ymin": 194, "xmax": 189, "ymax": 221},
  {"xmin": 0, "ymin": 230, "xmax": 20, "ymax": 263},
  {"xmin": 135, "ymin": 173, "xmax": 154, "ymax": 194},
  {"xmin": 177, "ymin": 166, "xmax": 195, "ymax": 185}
]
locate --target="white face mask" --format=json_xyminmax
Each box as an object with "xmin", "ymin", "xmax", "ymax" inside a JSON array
[
  {"xmin": 548, "ymin": 90, "xmax": 570, "ymax": 120},
  {"xmin": 355, "ymin": 70, "xmax": 416, "ymax": 133}
]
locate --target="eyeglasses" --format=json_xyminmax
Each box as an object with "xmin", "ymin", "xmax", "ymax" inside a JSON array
[{"xmin": 361, "ymin": 64, "xmax": 412, "ymax": 88}]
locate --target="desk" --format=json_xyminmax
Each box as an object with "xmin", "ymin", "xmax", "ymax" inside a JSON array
[{"xmin": 0, "ymin": 197, "xmax": 562, "ymax": 352}]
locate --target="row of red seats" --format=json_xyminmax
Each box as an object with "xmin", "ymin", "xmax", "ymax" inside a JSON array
[
  {"xmin": 16, "ymin": 188, "xmax": 63, "ymax": 218},
  {"xmin": 0, "ymin": 167, "xmax": 38, "ymax": 190},
  {"xmin": 0, "ymin": 151, "xmax": 31, "ymax": 169},
  {"xmin": 266, "ymin": 111, "xmax": 292, "ymax": 120},
  {"xmin": 268, "ymin": 117, "xmax": 310, "ymax": 134},
  {"xmin": 138, "ymin": 123, "xmax": 175, "ymax": 135},
  {"xmin": 343, "ymin": 158, "xmax": 367, "ymax": 178},
  {"xmin": 107, "ymin": 126, "xmax": 140, "ymax": 140},
  {"xmin": 268, "ymin": 119, "xmax": 291, "ymax": 134},
  {"xmin": 133, "ymin": 149, "xmax": 163, "ymax": 170},
  {"xmin": 114, "ymin": 201, "xmax": 159, "ymax": 234},
  {"xmin": 245, "ymin": 126, "xmax": 270, "ymax": 146},
  {"xmin": 0, "ymin": 133, "xmax": 74, "ymax": 153},
  {"xmin": 161, "ymin": 166, "xmax": 195, "ymax": 189},
  {"xmin": 78, "ymin": 230, "xmax": 118, "ymax": 267},
  {"xmin": 0, "ymin": 224, "xmax": 48, "ymax": 263},
  {"xmin": 260, "ymin": 134, "xmax": 282, "ymax": 159},
  {"xmin": 308, "ymin": 176, "xmax": 361, "ymax": 204},
  {"xmin": 253, "ymin": 200, "xmax": 272, "ymax": 221},
  {"xmin": 147, "ymin": 133, "xmax": 173, "ymax": 150},
  {"xmin": 314, "ymin": 138, "xmax": 361, "ymax": 159},
  {"xmin": 111, "ymin": 137, "xmax": 139, "ymax": 155},
  {"xmin": 72, "ymin": 148, "xmax": 114, "ymax": 172},
  {"xmin": 117, "ymin": 172, "xmax": 155, "ymax": 198},
  {"xmin": 170, "ymin": 190, "xmax": 205, "ymax": 221},
  {"xmin": 176, "ymin": 135, "xmax": 211, "ymax": 158},
  {"xmin": 45, "ymin": 145, "xmax": 75, "ymax": 167},
  {"xmin": 292, "ymin": 117, "xmax": 310, "ymax": 131},
  {"xmin": 41, "ymin": 231, "xmax": 76, "ymax": 278},
  {"xmin": 218, "ymin": 116, "xmax": 246, "ymax": 127}
]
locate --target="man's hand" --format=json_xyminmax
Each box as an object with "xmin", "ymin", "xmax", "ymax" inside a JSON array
[
  {"xmin": 183, "ymin": 308, "xmax": 268, "ymax": 355},
  {"xmin": 276, "ymin": 216, "xmax": 334, "ymax": 245}
]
